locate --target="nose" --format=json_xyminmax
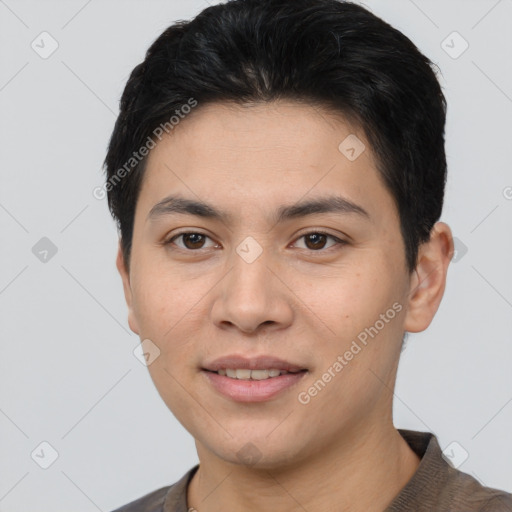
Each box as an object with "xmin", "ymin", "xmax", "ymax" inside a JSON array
[{"xmin": 210, "ymin": 246, "xmax": 294, "ymax": 336}]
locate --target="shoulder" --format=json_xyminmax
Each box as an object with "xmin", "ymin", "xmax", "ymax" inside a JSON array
[
  {"xmin": 109, "ymin": 465, "xmax": 199, "ymax": 512},
  {"xmin": 479, "ymin": 493, "xmax": 512, "ymax": 511},
  {"xmin": 110, "ymin": 485, "xmax": 172, "ymax": 512},
  {"xmin": 391, "ymin": 430, "xmax": 512, "ymax": 512},
  {"xmin": 442, "ymin": 467, "xmax": 512, "ymax": 511}
]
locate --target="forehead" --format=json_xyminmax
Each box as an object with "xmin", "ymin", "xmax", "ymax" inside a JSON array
[{"xmin": 136, "ymin": 100, "xmax": 397, "ymax": 227}]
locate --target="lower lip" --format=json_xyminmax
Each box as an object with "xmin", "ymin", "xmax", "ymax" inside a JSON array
[{"xmin": 202, "ymin": 370, "xmax": 307, "ymax": 402}]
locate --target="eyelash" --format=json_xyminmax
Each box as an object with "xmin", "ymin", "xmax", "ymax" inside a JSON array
[{"xmin": 163, "ymin": 230, "xmax": 347, "ymax": 253}]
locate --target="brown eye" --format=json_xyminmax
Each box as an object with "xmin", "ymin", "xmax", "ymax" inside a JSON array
[
  {"xmin": 304, "ymin": 233, "xmax": 328, "ymax": 250},
  {"xmin": 166, "ymin": 232, "xmax": 216, "ymax": 251},
  {"xmin": 182, "ymin": 233, "xmax": 206, "ymax": 249},
  {"xmin": 294, "ymin": 231, "xmax": 345, "ymax": 251}
]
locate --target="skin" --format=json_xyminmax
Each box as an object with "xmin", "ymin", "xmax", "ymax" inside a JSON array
[{"xmin": 116, "ymin": 100, "xmax": 454, "ymax": 512}]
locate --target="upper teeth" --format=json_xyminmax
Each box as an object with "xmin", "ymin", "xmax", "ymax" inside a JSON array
[{"xmin": 219, "ymin": 369, "xmax": 284, "ymax": 380}]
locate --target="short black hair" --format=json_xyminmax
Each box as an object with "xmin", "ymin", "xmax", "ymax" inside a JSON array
[{"xmin": 103, "ymin": 0, "xmax": 447, "ymax": 273}]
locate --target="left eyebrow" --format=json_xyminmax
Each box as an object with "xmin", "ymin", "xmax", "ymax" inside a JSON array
[
  {"xmin": 146, "ymin": 193, "xmax": 370, "ymax": 225},
  {"xmin": 274, "ymin": 195, "xmax": 370, "ymax": 223}
]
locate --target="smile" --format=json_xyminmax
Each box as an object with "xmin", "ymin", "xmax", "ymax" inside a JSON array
[{"xmin": 215, "ymin": 368, "xmax": 303, "ymax": 380}]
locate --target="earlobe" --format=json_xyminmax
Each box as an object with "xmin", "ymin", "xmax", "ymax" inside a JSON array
[
  {"xmin": 115, "ymin": 241, "xmax": 140, "ymax": 335},
  {"xmin": 403, "ymin": 222, "xmax": 453, "ymax": 333}
]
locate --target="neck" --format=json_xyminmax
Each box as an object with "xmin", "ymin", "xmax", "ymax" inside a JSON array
[{"xmin": 187, "ymin": 422, "xmax": 420, "ymax": 512}]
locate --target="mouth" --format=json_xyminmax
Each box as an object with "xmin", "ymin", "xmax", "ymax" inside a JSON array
[
  {"xmin": 201, "ymin": 355, "xmax": 309, "ymax": 402},
  {"xmin": 203, "ymin": 368, "xmax": 307, "ymax": 380}
]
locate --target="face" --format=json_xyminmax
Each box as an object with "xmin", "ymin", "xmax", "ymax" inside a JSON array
[{"xmin": 117, "ymin": 100, "xmax": 449, "ymax": 469}]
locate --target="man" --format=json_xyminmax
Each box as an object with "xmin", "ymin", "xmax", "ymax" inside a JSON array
[{"xmin": 104, "ymin": 0, "xmax": 512, "ymax": 510}]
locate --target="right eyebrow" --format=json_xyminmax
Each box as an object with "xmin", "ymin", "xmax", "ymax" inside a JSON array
[{"xmin": 147, "ymin": 195, "xmax": 234, "ymax": 223}]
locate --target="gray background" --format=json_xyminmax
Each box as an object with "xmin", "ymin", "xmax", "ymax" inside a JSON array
[{"xmin": 1, "ymin": 0, "xmax": 511, "ymax": 510}]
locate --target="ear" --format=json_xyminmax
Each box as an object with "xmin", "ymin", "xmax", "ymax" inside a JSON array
[
  {"xmin": 116, "ymin": 240, "xmax": 140, "ymax": 335},
  {"xmin": 403, "ymin": 222, "xmax": 454, "ymax": 333}
]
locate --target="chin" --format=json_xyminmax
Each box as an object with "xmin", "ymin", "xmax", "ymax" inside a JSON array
[{"xmin": 200, "ymin": 432, "xmax": 311, "ymax": 471}]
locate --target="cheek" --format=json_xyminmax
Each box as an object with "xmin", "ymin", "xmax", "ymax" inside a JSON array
[
  {"xmin": 309, "ymin": 268, "xmax": 395, "ymax": 333},
  {"xmin": 306, "ymin": 263, "xmax": 405, "ymax": 378},
  {"xmin": 130, "ymin": 267, "xmax": 215, "ymax": 382},
  {"xmin": 131, "ymin": 266, "xmax": 194, "ymax": 335}
]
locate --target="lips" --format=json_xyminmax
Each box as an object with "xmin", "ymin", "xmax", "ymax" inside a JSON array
[
  {"xmin": 201, "ymin": 355, "xmax": 308, "ymax": 402},
  {"xmin": 203, "ymin": 355, "xmax": 306, "ymax": 373}
]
